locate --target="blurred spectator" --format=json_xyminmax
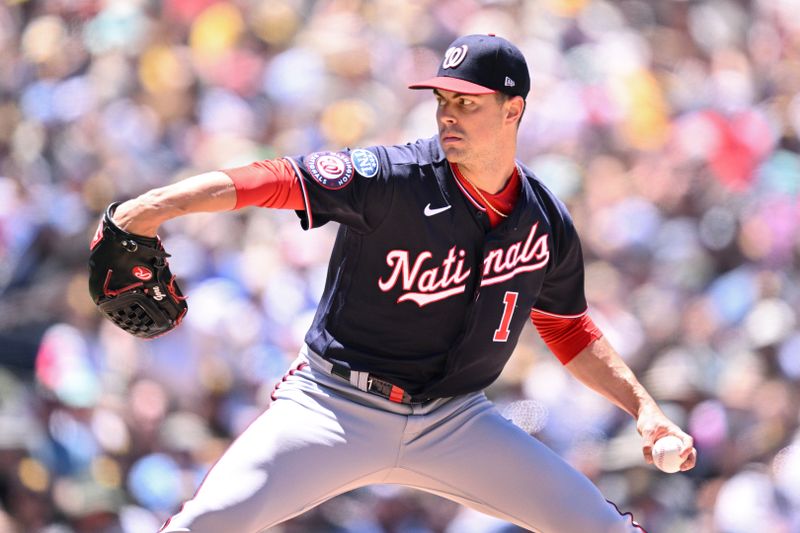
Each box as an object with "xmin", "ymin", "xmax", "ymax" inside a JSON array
[{"xmin": 0, "ymin": 0, "xmax": 798, "ymax": 531}]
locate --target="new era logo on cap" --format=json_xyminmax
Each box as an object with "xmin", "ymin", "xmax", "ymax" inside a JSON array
[{"xmin": 408, "ymin": 34, "xmax": 530, "ymax": 99}]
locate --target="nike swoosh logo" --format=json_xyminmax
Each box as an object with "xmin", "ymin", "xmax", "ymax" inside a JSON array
[{"xmin": 424, "ymin": 203, "xmax": 452, "ymax": 217}]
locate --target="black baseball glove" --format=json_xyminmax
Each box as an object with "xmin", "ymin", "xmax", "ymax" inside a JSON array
[{"xmin": 88, "ymin": 202, "xmax": 187, "ymax": 338}]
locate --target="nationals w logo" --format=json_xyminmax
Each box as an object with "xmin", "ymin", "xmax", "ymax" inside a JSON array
[{"xmin": 442, "ymin": 45, "xmax": 468, "ymax": 69}]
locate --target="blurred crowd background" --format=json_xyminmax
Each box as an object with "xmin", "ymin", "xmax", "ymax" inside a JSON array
[{"xmin": 0, "ymin": 0, "xmax": 798, "ymax": 531}]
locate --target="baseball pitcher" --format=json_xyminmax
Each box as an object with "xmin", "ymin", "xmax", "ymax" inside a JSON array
[{"xmin": 89, "ymin": 34, "xmax": 696, "ymax": 533}]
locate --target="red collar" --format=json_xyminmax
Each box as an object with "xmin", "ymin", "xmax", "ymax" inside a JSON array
[{"xmin": 451, "ymin": 163, "xmax": 521, "ymax": 227}]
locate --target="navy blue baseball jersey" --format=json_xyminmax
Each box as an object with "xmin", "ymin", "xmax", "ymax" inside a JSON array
[{"xmin": 286, "ymin": 136, "xmax": 587, "ymax": 399}]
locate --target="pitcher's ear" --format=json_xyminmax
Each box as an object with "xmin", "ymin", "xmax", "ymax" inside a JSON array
[{"xmin": 506, "ymin": 96, "xmax": 525, "ymax": 125}]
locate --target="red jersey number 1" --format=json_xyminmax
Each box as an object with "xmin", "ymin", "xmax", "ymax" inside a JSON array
[{"xmin": 493, "ymin": 291, "xmax": 519, "ymax": 342}]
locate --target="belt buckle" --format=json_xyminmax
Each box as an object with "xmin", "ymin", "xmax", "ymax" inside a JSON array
[
  {"xmin": 366, "ymin": 375, "xmax": 407, "ymax": 404},
  {"xmin": 327, "ymin": 360, "xmax": 408, "ymax": 403},
  {"xmin": 370, "ymin": 378, "xmax": 406, "ymax": 403}
]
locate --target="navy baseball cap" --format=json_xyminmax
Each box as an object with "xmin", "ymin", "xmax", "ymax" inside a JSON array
[{"xmin": 409, "ymin": 34, "xmax": 530, "ymax": 98}]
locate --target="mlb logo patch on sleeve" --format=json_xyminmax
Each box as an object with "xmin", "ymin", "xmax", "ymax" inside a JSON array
[
  {"xmin": 351, "ymin": 149, "xmax": 379, "ymax": 178},
  {"xmin": 306, "ymin": 151, "xmax": 355, "ymax": 190}
]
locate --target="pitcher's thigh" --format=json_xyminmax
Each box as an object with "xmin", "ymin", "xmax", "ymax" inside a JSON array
[
  {"xmin": 401, "ymin": 404, "xmax": 643, "ymax": 533},
  {"xmin": 160, "ymin": 390, "xmax": 400, "ymax": 533}
]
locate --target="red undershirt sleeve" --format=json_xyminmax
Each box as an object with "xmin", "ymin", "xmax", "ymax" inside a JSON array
[
  {"xmin": 222, "ymin": 158, "xmax": 305, "ymax": 210},
  {"xmin": 530, "ymin": 309, "xmax": 602, "ymax": 364}
]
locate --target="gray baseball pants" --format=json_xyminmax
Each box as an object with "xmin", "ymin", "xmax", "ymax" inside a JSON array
[{"xmin": 160, "ymin": 345, "xmax": 646, "ymax": 533}]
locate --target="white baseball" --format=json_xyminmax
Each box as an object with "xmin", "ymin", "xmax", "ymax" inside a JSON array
[{"xmin": 652, "ymin": 435, "xmax": 684, "ymax": 473}]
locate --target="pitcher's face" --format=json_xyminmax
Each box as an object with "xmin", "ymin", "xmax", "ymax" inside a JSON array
[{"xmin": 434, "ymin": 89, "xmax": 512, "ymax": 165}]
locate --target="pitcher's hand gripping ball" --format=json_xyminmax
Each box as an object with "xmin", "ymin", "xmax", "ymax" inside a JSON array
[
  {"xmin": 88, "ymin": 202, "xmax": 187, "ymax": 338},
  {"xmin": 652, "ymin": 435, "xmax": 684, "ymax": 473}
]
